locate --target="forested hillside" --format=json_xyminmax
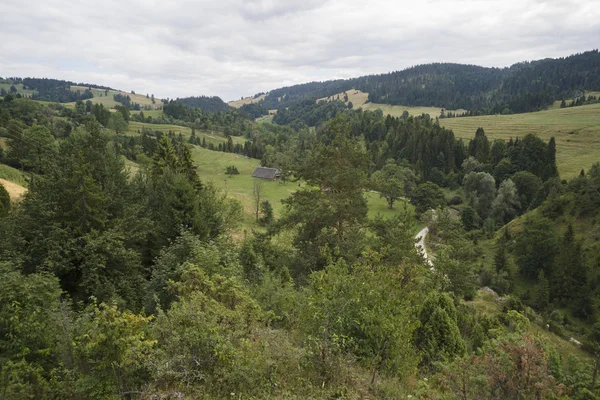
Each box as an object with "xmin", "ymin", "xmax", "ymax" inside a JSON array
[
  {"xmin": 3, "ymin": 48, "xmax": 600, "ymax": 398},
  {"xmin": 258, "ymin": 50, "xmax": 600, "ymax": 114},
  {"xmin": 3, "ymin": 88, "xmax": 600, "ymax": 398},
  {"xmin": 0, "ymin": 77, "xmax": 113, "ymax": 103},
  {"xmin": 175, "ymin": 95, "xmax": 232, "ymax": 113}
]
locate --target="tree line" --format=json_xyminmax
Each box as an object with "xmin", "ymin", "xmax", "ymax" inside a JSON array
[{"xmin": 256, "ymin": 50, "xmax": 600, "ymax": 115}]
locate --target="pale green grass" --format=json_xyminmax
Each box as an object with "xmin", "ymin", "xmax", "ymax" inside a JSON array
[
  {"xmin": 362, "ymin": 102, "xmax": 467, "ymax": 118},
  {"xmin": 0, "ymin": 163, "xmax": 27, "ymax": 186},
  {"xmin": 256, "ymin": 114, "xmax": 274, "ymax": 124},
  {"xmin": 191, "ymin": 147, "xmax": 414, "ymax": 230},
  {"xmin": 228, "ymin": 94, "xmax": 267, "ymax": 108},
  {"xmin": 127, "ymin": 121, "xmax": 247, "ymax": 146},
  {"xmin": 131, "ymin": 109, "xmax": 164, "ymax": 118},
  {"xmin": 467, "ymin": 289, "xmax": 592, "ymax": 363},
  {"xmin": 317, "ymin": 89, "xmax": 466, "ymax": 117},
  {"xmin": 0, "ymin": 83, "xmax": 37, "ymax": 97},
  {"xmin": 439, "ymin": 103, "xmax": 600, "ymax": 178},
  {"xmin": 68, "ymin": 86, "xmax": 161, "ymax": 109}
]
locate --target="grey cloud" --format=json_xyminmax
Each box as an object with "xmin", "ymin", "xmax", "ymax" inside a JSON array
[{"xmin": 0, "ymin": 0, "xmax": 598, "ymax": 101}]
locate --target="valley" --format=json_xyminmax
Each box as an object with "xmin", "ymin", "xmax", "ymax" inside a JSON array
[{"xmin": 2, "ymin": 49, "xmax": 600, "ymax": 399}]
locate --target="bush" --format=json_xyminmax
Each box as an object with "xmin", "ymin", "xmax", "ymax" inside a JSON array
[
  {"xmin": 0, "ymin": 182, "xmax": 10, "ymax": 217},
  {"xmin": 448, "ymin": 194, "xmax": 463, "ymax": 206},
  {"xmin": 226, "ymin": 165, "xmax": 240, "ymax": 176}
]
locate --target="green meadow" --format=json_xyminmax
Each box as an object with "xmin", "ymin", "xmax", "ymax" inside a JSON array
[
  {"xmin": 0, "ymin": 83, "xmax": 37, "ymax": 97},
  {"xmin": 127, "ymin": 121, "xmax": 246, "ymax": 146},
  {"xmin": 190, "ymin": 146, "xmax": 414, "ymax": 230},
  {"xmin": 67, "ymin": 86, "xmax": 162, "ymax": 109},
  {"xmin": 439, "ymin": 103, "xmax": 600, "ymax": 178}
]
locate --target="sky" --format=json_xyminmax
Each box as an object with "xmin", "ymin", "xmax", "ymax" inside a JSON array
[{"xmin": 1, "ymin": 0, "xmax": 599, "ymax": 102}]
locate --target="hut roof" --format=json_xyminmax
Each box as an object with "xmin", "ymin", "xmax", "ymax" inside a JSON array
[{"xmin": 252, "ymin": 167, "xmax": 280, "ymax": 180}]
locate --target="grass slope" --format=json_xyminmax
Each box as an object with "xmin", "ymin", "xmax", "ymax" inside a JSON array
[
  {"xmin": 228, "ymin": 94, "xmax": 267, "ymax": 108},
  {"xmin": 318, "ymin": 89, "xmax": 467, "ymax": 117},
  {"xmin": 439, "ymin": 103, "xmax": 600, "ymax": 178},
  {"xmin": 468, "ymin": 289, "xmax": 592, "ymax": 363},
  {"xmin": 68, "ymin": 86, "xmax": 162, "ymax": 109},
  {"xmin": 0, "ymin": 163, "xmax": 27, "ymax": 187},
  {"xmin": 0, "ymin": 83, "xmax": 37, "ymax": 97},
  {"xmin": 190, "ymin": 146, "xmax": 414, "ymax": 230},
  {"xmin": 0, "ymin": 178, "xmax": 27, "ymax": 201},
  {"xmin": 127, "ymin": 122, "xmax": 246, "ymax": 146}
]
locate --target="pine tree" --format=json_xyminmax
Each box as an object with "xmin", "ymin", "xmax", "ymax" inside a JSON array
[
  {"xmin": 552, "ymin": 224, "xmax": 588, "ymax": 305},
  {"xmin": 533, "ymin": 270, "xmax": 550, "ymax": 311},
  {"xmin": 546, "ymin": 137, "xmax": 558, "ymax": 180},
  {"xmin": 415, "ymin": 292, "xmax": 465, "ymax": 367},
  {"xmin": 494, "ymin": 240, "xmax": 508, "ymax": 273},
  {"xmin": 151, "ymin": 136, "xmax": 177, "ymax": 177},
  {"xmin": 0, "ymin": 182, "xmax": 10, "ymax": 217}
]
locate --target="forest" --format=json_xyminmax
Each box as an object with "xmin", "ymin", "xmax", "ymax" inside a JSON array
[
  {"xmin": 175, "ymin": 96, "xmax": 232, "ymax": 113},
  {"xmin": 2, "ymin": 88, "xmax": 600, "ymax": 399},
  {"xmin": 258, "ymin": 50, "xmax": 600, "ymax": 115}
]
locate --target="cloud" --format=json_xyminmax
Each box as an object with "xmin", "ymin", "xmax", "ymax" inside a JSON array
[{"xmin": 0, "ymin": 0, "xmax": 598, "ymax": 101}]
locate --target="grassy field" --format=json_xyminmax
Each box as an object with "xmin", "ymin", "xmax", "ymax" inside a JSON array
[
  {"xmin": 256, "ymin": 114, "xmax": 274, "ymax": 124},
  {"xmin": 68, "ymin": 86, "xmax": 162, "ymax": 109},
  {"xmin": 439, "ymin": 103, "xmax": 600, "ymax": 178},
  {"xmin": 131, "ymin": 109, "xmax": 164, "ymax": 118},
  {"xmin": 0, "ymin": 178, "xmax": 27, "ymax": 201},
  {"xmin": 318, "ymin": 89, "xmax": 466, "ymax": 117},
  {"xmin": 127, "ymin": 121, "xmax": 247, "ymax": 146},
  {"xmin": 228, "ymin": 94, "xmax": 267, "ymax": 108},
  {"xmin": 0, "ymin": 83, "xmax": 37, "ymax": 97},
  {"xmin": 190, "ymin": 146, "xmax": 414, "ymax": 230},
  {"xmin": 0, "ymin": 163, "xmax": 27, "ymax": 186},
  {"xmin": 467, "ymin": 289, "xmax": 592, "ymax": 363}
]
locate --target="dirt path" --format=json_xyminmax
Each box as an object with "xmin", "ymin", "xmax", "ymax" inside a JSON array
[
  {"xmin": 0, "ymin": 179, "xmax": 27, "ymax": 201},
  {"xmin": 415, "ymin": 226, "xmax": 433, "ymax": 266}
]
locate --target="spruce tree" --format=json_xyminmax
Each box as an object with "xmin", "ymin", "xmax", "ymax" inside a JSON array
[
  {"xmin": 0, "ymin": 182, "xmax": 10, "ymax": 217},
  {"xmin": 533, "ymin": 270, "xmax": 550, "ymax": 311}
]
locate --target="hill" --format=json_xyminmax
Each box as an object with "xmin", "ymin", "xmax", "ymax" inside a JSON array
[
  {"xmin": 439, "ymin": 102, "xmax": 600, "ymax": 178},
  {"xmin": 254, "ymin": 50, "xmax": 600, "ymax": 115},
  {"xmin": 318, "ymin": 89, "xmax": 467, "ymax": 118},
  {"xmin": 69, "ymin": 86, "xmax": 161, "ymax": 109},
  {"xmin": 175, "ymin": 95, "xmax": 231, "ymax": 113},
  {"xmin": 228, "ymin": 93, "xmax": 267, "ymax": 108}
]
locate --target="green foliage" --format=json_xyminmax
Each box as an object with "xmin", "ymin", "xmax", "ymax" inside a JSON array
[
  {"xmin": 410, "ymin": 182, "xmax": 445, "ymax": 214},
  {"xmin": 73, "ymin": 302, "xmax": 155, "ymax": 399},
  {"xmin": 463, "ymin": 171, "xmax": 496, "ymax": 219},
  {"xmin": 0, "ymin": 182, "xmax": 9, "ymax": 217},
  {"xmin": 150, "ymin": 264, "xmax": 267, "ymax": 396},
  {"xmin": 107, "ymin": 110, "xmax": 128, "ymax": 134},
  {"xmin": 532, "ymin": 270, "xmax": 551, "ymax": 310},
  {"xmin": 514, "ymin": 215, "xmax": 558, "ymax": 279},
  {"xmin": 278, "ymin": 118, "xmax": 370, "ymax": 274},
  {"xmin": 226, "ymin": 164, "xmax": 239, "ymax": 176},
  {"xmin": 258, "ymin": 199, "xmax": 274, "ymax": 226},
  {"xmin": 0, "ymin": 263, "xmax": 62, "ymax": 365},
  {"xmin": 303, "ymin": 256, "xmax": 422, "ymax": 384},
  {"xmin": 461, "ymin": 205, "xmax": 481, "ymax": 231},
  {"xmin": 5, "ymin": 124, "xmax": 56, "ymax": 173},
  {"xmin": 415, "ymin": 292, "xmax": 465, "ymax": 368},
  {"xmin": 469, "ymin": 127, "xmax": 491, "ymax": 163},
  {"xmin": 491, "ymin": 178, "xmax": 521, "ymax": 224},
  {"xmin": 426, "ymin": 334, "xmax": 567, "ymax": 399},
  {"xmin": 551, "ymin": 224, "xmax": 588, "ymax": 307},
  {"xmin": 512, "ymin": 170, "xmax": 542, "ymax": 210},
  {"xmin": 370, "ymin": 161, "xmax": 414, "ymax": 209}
]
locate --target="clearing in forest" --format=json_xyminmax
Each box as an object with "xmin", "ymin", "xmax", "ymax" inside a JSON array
[{"xmin": 0, "ymin": 178, "xmax": 27, "ymax": 201}]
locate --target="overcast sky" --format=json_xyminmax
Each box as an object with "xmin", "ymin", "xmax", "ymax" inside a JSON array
[{"xmin": 1, "ymin": 0, "xmax": 598, "ymax": 101}]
